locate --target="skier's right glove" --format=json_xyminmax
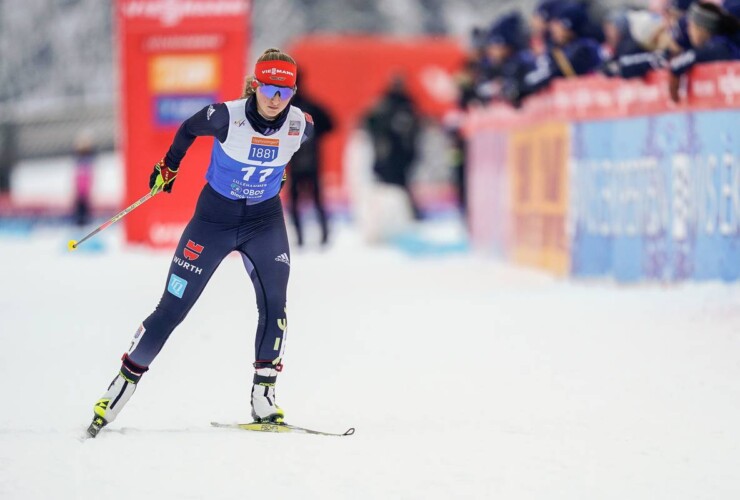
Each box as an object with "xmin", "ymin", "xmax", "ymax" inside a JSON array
[{"xmin": 149, "ymin": 157, "xmax": 178, "ymax": 195}]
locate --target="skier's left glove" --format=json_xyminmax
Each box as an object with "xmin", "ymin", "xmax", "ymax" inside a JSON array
[{"xmin": 149, "ymin": 157, "xmax": 178, "ymax": 195}]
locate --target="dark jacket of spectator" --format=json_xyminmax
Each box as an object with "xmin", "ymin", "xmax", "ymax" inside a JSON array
[
  {"xmin": 365, "ymin": 78, "xmax": 421, "ymax": 189},
  {"xmin": 478, "ymin": 12, "xmax": 536, "ymax": 106},
  {"xmin": 723, "ymin": 0, "xmax": 740, "ymax": 45},
  {"xmin": 522, "ymin": 2, "xmax": 603, "ymax": 96},
  {"xmin": 531, "ymin": 0, "xmax": 567, "ymax": 53},
  {"xmin": 601, "ymin": 10, "xmax": 666, "ymax": 78},
  {"xmin": 670, "ymin": 1, "xmax": 740, "ymax": 76}
]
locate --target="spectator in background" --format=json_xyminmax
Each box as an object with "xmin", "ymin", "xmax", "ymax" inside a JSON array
[
  {"xmin": 665, "ymin": 0, "xmax": 696, "ymax": 55},
  {"xmin": 443, "ymin": 30, "xmax": 493, "ymax": 223},
  {"xmin": 478, "ymin": 11, "xmax": 536, "ymax": 107},
  {"xmin": 669, "ymin": 1, "xmax": 740, "ymax": 100},
  {"xmin": 665, "ymin": 0, "xmax": 693, "ymax": 23},
  {"xmin": 0, "ymin": 122, "xmax": 16, "ymax": 196},
  {"xmin": 600, "ymin": 8, "xmax": 667, "ymax": 78},
  {"xmin": 73, "ymin": 130, "xmax": 95, "ymax": 227},
  {"xmin": 580, "ymin": 0, "xmax": 607, "ymax": 43},
  {"xmin": 364, "ymin": 75, "xmax": 422, "ymax": 220},
  {"xmin": 726, "ymin": 0, "xmax": 740, "ymax": 60},
  {"xmin": 288, "ymin": 76, "xmax": 334, "ymax": 247},
  {"xmin": 530, "ymin": 1, "xmax": 604, "ymax": 55},
  {"xmin": 462, "ymin": 26, "xmax": 496, "ymax": 107},
  {"xmin": 599, "ymin": 0, "xmax": 701, "ymax": 80},
  {"xmin": 724, "ymin": 0, "xmax": 740, "ymax": 36},
  {"xmin": 456, "ymin": 57, "xmax": 486, "ymax": 110},
  {"xmin": 470, "ymin": 26, "xmax": 490, "ymax": 63},
  {"xmin": 522, "ymin": 2, "xmax": 603, "ymax": 97},
  {"xmin": 530, "ymin": 0, "xmax": 565, "ymax": 55},
  {"xmin": 726, "ymin": 0, "xmax": 740, "ymax": 19}
]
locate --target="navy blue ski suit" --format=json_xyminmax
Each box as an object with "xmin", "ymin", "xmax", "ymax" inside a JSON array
[{"xmin": 125, "ymin": 96, "xmax": 313, "ymax": 371}]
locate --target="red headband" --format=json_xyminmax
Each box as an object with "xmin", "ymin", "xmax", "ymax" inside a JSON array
[{"xmin": 254, "ymin": 60, "xmax": 297, "ymax": 87}]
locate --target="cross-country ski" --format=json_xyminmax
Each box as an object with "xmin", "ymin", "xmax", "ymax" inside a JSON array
[{"xmin": 210, "ymin": 421, "xmax": 355, "ymax": 436}]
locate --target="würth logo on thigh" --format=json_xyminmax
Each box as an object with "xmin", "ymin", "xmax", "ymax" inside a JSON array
[
  {"xmin": 174, "ymin": 240, "xmax": 205, "ymax": 274},
  {"xmin": 183, "ymin": 240, "xmax": 204, "ymax": 260}
]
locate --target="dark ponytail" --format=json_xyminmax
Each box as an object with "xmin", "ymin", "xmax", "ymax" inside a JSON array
[
  {"xmin": 690, "ymin": 1, "xmax": 740, "ymax": 36},
  {"xmin": 720, "ymin": 9, "xmax": 740, "ymax": 36}
]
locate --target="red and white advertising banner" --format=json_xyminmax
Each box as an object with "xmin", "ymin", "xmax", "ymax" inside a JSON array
[
  {"xmin": 117, "ymin": 0, "xmax": 249, "ymax": 247},
  {"xmin": 465, "ymin": 62, "xmax": 740, "ymax": 131}
]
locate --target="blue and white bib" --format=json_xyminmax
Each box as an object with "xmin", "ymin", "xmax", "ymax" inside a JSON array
[{"xmin": 205, "ymin": 99, "xmax": 306, "ymax": 203}]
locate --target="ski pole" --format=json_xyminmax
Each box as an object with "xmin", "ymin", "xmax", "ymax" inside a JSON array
[{"xmin": 67, "ymin": 190, "xmax": 158, "ymax": 251}]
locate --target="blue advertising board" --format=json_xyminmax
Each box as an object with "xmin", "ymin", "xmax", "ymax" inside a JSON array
[{"xmin": 570, "ymin": 109, "xmax": 740, "ymax": 282}]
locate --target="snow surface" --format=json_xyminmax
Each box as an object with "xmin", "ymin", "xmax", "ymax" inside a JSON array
[{"xmin": 2, "ymin": 219, "xmax": 740, "ymax": 499}]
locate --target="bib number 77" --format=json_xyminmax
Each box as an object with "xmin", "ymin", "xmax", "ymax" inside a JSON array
[{"xmin": 242, "ymin": 167, "xmax": 275, "ymax": 182}]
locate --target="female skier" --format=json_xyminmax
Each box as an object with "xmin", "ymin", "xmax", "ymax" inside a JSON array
[{"xmin": 87, "ymin": 48, "xmax": 313, "ymax": 437}]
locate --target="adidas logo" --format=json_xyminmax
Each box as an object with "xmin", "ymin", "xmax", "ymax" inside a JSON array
[{"xmin": 275, "ymin": 253, "xmax": 290, "ymax": 266}]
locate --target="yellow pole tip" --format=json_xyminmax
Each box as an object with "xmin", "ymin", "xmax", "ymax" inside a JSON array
[{"xmin": 68, "ymin": 240, "xmax": 78, "ymax": 251}]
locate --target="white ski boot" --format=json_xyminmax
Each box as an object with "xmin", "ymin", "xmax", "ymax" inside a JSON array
[
  {"xmin": 87, "ymin": 357, "xmax": 146, "ymax": 437},
  {"xmin": 251, "ymin": 363, "xmax": 285, "ymax": 423}
]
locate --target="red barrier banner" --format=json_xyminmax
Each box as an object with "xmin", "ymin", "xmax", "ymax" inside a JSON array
[
  {"xmin": 465, "ymin": 62, "xmax": 740, "ymax": 131},
  {"xmin": 117, "ymin": 0, "xmax": 249, "ymax": 247},
  {"xmin": 687, "ymin": 63, "xmax": 740, "ymax": 109}
]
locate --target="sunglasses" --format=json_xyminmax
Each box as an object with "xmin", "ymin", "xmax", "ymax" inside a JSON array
[{"xmin": 258, "ymin": 84, "xmax": 295, "ymax": 100}]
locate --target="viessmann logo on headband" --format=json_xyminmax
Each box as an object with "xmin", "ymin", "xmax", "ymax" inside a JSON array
[
  {"xmin": 260, "ymin": 68, "xmax": 295, "ymax": 82},
  {"xmin": 255, "ymin": 60, "xmax": 297, "ymax": 87},
  {"xmin": 263, "ymin": 68, "xmax": 295, "ymax": 77}
]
